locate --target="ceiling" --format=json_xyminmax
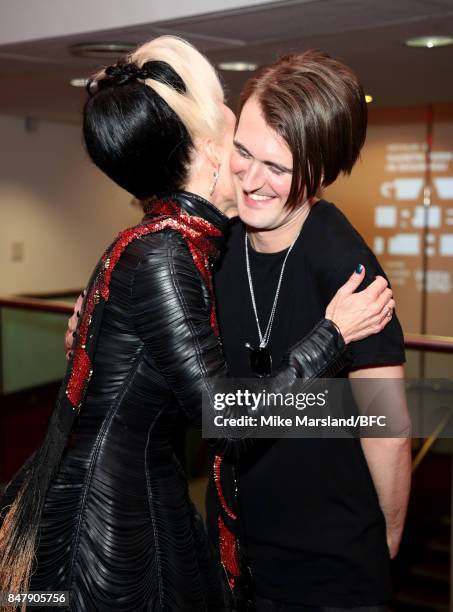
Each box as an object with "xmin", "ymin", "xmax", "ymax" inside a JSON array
[{"xmin": 0, "ymin": 0, "xmax": 453, "ymax": 123}]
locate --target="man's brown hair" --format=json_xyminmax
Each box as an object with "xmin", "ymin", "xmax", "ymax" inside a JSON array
[{"xmin": 238, "ymin": 50, "xmax": 368, "ymax": 209}]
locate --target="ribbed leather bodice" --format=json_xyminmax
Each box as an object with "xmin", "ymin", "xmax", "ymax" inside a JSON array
[{"xmin": 1, "ymin": 193, "xmax": 349, "ymax": 611}]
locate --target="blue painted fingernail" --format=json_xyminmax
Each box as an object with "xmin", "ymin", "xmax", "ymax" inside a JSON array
[{"xmin": 355, "ymin": 264, "xmax": 363, "ymax": 274}]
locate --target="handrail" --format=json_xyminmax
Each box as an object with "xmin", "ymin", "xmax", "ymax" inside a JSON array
[
  {"xmin": 21, "ymin": 289, "xmax": 83, "ymax": 300},
  {"xmin": 403, "ymin": 332, "xmax": 453, "ymax": 477},
  {"xmin": 404, "ymin": 333, "xmax": 453, "ymax": 354},
  {"xmin": 0, "ymin": 296, "xmax": 73, "ymax": 315},
  {"xmin": 1, "ymin": 297, "xmax": 453, "ymax": 351}
]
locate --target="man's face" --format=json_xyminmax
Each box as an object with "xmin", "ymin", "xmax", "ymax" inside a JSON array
[{"xmin": 231, "ymin": 96, "xmax": 303, "ymax": 231}]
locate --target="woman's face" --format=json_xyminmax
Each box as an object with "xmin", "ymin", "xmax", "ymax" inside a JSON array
[
  {"xmin": 213, "ymin": 103, "xmax": 241, "ymax": 217},
  {"xmin": 231, "ymin": 96, "xmax": 303, "ymax": 230}
]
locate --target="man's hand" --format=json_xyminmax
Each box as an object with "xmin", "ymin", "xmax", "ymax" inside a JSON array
[{"xmin": 64, "ymin": 291, "xmax": 85, "ymax": 360}]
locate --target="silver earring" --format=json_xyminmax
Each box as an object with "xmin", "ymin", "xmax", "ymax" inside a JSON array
[{"xmin": 209, "ymin": 170, "xmax": 219, "ymax": 196}]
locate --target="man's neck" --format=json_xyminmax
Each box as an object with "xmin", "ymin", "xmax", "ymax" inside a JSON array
[{"xmin": 248, "ymin": 199, "xmax": 315, "ymax": 253}]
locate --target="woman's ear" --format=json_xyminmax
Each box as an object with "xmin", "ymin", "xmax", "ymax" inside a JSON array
[
  {"xmin": 202, "ymin": 139, "xmax": 222, "ymax": 197},
  {"xmin": 204, "ymin": 139, "xmax": 221, "ymax": 171}
]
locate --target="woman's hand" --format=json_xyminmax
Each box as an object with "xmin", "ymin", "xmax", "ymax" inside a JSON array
[
  {"xmin": 64, "ymin": 291, "xmax": 85, "ymax": 360},
  {"xmin": 325, "ymin": 266, "xmax": 395, "ymax": 344}
]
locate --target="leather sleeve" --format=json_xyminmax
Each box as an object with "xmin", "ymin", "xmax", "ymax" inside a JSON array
[{"xmin": 131, "ymin": 230, "xmax": 351, "ymax": 459}]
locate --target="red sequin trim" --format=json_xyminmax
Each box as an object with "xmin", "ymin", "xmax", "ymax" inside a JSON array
[
  {"xmin": 65, "ymin": 346, "xmax": 91, "ymax": 407},
  {"xmin": 214, "ymin": 455, "xmax": 241, "ymax": 588},
  {"xmin": 213, "ymin": 455, "xmax": 237, "ymax": 520},
  {"xmin": 218, "ymin": 515, "xmax": 240, "ymax": 589},
  {"xmin": 66, "ymin": 200, "xmax": 221, "ymax": 409}
]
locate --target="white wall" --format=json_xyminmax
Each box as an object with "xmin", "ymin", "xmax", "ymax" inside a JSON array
[{"xmin": 0, "ymin": 115, "xmax": 141, "ymax": 295}]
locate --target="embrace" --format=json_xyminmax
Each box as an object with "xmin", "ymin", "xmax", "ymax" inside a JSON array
[{"xmin": 0, "ymin": 36, "xmax": 410, "ymax": 612}]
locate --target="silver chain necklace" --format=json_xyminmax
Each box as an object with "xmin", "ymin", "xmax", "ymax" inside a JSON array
[{"xmin": 245, "ymin": 231, "xmax": 298, "ymax": 350}]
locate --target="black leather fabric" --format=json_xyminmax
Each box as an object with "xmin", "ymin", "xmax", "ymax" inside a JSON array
[{"xmin": 2, "ymin": 193, "xmax": 350, "ymax": 611}]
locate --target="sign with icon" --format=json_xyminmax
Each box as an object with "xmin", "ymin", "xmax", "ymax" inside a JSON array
[{"xmin": 324, "ymin": 105, "xmax": 453, "ymax": 337}]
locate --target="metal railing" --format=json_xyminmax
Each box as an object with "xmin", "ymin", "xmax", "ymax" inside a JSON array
[
  {"xmin": 0, "ymin": 296, "xmax": 74, "ymax": 315},
  {"xmin": 405, "ymin": 332, "xmax": 453, "ymax": 355},
  {"xmin": 1, "ymin": 296, "xmax": 453, "ymax": 607},
  {"xmin": 2, "ymin": 297, "xmax": 453, "ymax": 348},
  {"xmin": 405, "ymin": 334, "xmax": 453, "ymax": 472}
]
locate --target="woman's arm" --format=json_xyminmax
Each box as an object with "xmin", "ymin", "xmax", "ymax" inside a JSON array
[{"xmin": 129, "ymin": 231, "xmax": 391, "ymax": 459}]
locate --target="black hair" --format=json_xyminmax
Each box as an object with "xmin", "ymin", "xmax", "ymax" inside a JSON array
[{"xmin": 83, "ymin": 61, "xmax": 192, "ymax": 200}]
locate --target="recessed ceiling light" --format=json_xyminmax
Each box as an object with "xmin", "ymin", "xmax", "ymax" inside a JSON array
[
  {"xmin": 405, "ymin": 36, "xmax": 453, "ymax": 49},
  {"xmin": 365, "ymin": 95, "xmax": 373, "ymax": 104},
  {"xmin": 69, "ymin": 42, "xmax": 136, "ymax": 59},
  {"xmin": 218, "ymin": 61, "xmax": 258, "ymax": 72},
  {"xmin": 70, "ymin": 78, "xmax": 89, "ymax": 88}
]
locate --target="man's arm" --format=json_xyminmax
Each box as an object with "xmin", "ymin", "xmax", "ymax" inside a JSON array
[{"xmin": 349, "ymin": 365, "xmax": 411, "ymax": 559}]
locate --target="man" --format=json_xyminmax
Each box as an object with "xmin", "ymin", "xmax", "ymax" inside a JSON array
[{"xmin": 210, "ymin": 50, "xmax": 411, "ymax": 611}]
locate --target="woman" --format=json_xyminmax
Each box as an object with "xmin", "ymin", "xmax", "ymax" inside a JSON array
[{"xmin": 0, "ymin": 37, "xmax": 394, "ymax": 612}]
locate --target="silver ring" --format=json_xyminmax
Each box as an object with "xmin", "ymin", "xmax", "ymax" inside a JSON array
[{"xmin": 386, "ymin": 306, "xmax": 392, "ymax": 319}]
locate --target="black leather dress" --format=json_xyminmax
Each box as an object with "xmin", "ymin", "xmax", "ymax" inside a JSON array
[{"xmin": 1, "ymin": 193, "xmax": 349, "ymax": 611}]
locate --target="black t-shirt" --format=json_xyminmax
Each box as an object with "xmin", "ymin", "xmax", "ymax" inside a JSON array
[{"xmin": 213, "ymin": 200, "xmax": 406, "ymax": 606}]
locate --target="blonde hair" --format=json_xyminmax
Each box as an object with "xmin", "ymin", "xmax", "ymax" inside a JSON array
[
  {"xmin": 84, "ymin": 35, "xmax": 227, "ymax": 198},
  {"xmin": 129, "ymin": 36, "xmax": 225, "ymax": 142}
]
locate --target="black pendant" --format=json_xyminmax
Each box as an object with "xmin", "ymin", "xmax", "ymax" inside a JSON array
[{"xmin": 245, "ymin": 343, "xmax": 272, "ymax": 377}]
